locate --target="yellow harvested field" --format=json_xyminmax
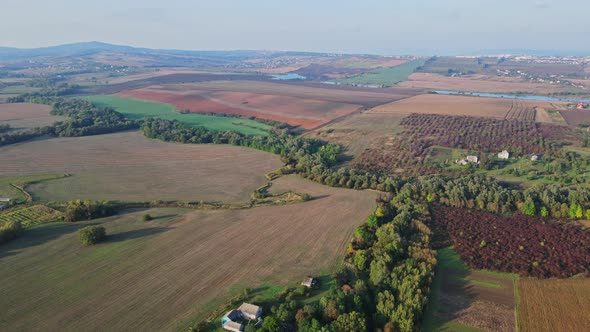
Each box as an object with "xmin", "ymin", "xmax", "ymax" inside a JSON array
[
  {"xmin": 518, "ymin": 278, "xmax": 590, "ymax": 332},
  {"xmin": 369, "ymin": 94, "xmax": 511, "ymax": 118},
  {"xmin": 398, "ymin": 73, "xmax": 570, "ymax": 94}
]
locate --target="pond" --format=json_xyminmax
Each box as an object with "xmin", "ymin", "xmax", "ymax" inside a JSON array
[
  {"xmin": 271, "ymin": 73, "xmax": 306, "ymax": 80},
  {"xmin": 433, "ymin": 90, "xmax": 590, "ymax": 103}
]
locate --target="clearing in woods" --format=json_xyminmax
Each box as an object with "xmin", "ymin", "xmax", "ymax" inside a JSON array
[
  {"xmin": 0, "ymin": 176, "xmax": 376, "ymax": 331},
  {"xmin": 80, "ymin": 95, "xmax": 271, "ymax": 135},
  {"xmin": 517, "ymin": 278, "xmax": 590, "ymax": 332},
  {"xmin": 307, "ymin": 112, "xmax": 407, "ymax": 158},
  {"xmin": 423, "ymin": 247, "xmax": 517, "ymax": 332},
  {"xmin": 0, "ymin": 132, "xmax": 282, "ymax": 203}
]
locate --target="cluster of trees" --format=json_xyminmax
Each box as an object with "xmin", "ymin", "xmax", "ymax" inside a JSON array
[
  {"xmin": 238, "ymin": 192, "xmax": 436, "ymax": 332},
  {"xmin": 0, "ymin": 220, "xmax": 23, "ymax": 245},
  {"xmin": 0, "ymin": 126, "xmax": 52, "ymax": 147},
  {"xmin": 64, "ymin": 200, "xmax": 115, "ymax": 222},
  {"xmin": 430, "ymin": 206, "xmax": 590, "ymax": 278},
  {"xmin": 79, "ymin": 225, "xmax": 106, "ymax": 246},
  {"xmin": 7, "ymin": 83, "xmax": 79, "ymax": 103},
  {"xmin": 49, "ymin": 98, "xmax": 140, "ymax": 136},
  {"xmin": 1, "ymin": 97, "xmax": 140, "ymax": 147}
]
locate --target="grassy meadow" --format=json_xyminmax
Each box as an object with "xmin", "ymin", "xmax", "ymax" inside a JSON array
[
  {"xmin": 80, "ymin": 95, "xmax": 271, "ymax": 135},
  {"xmin": 423, "ymin": 247, "xmax": 517, "ymax": 332},
  {"xmin": 333, "ymin": 59, "xmax": 427, "ymax": 86}
]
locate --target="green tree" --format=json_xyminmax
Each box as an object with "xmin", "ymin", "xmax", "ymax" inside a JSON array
[
  {"xmin": 575, "ymin": 205, "xmax": 584, "ymax": 219},
  {"xmin": 332, "ymin": 312, "xmax": 366, "ymax": 332},
  {"xmin": 540, "ymin": 206, "xmax": 549, "ymax": 217},
  {"xmin": 367, "ymin": 214, "xmax": 378, "ymax": 228},
  {"xmin": 259, "ymin": 316, "xmax": 280, "ymax": 332},
  {"xmin": 79, "ymin": 225, "xmax": 106, "ymax": 246},
  {"xmin": 521, "ymin": 199, "xmax": 536, "ymax": 216},
  {"xmin": 0, "ymin": 220, "xmax": 24, "ymax": 244}
]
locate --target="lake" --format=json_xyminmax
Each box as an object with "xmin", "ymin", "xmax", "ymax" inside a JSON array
[{"xmin": 434, "ymin": 90, "xmax": 590, "ymax": 103}]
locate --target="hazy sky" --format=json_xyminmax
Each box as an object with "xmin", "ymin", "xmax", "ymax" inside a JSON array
[{"xmin": 1, "ymin": 0, "xmax": 588, "ymax": 54}]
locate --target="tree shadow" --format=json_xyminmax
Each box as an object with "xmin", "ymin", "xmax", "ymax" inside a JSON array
[
  {"xmin": 105, "ymin": 227, "xmax": 170, "ymax": 243},
  {"xmin": 0, "ymin": 222, "xmax": 89, "ymax": 260},
  {"xmin": 309, "ymin": 194, "xmax": 330, "ymax": 201}
]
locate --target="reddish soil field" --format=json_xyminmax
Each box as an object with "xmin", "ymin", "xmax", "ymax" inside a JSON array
[
  {"xmin": 160, "ymin": 80, "xmax": 417, "ymax": 106},
  {"xmin": 559, "ymin": 109, "xmax": 590, "ymax": 126},
  {"xmin": 117, "ymin": 88, "xmax": 362, "ymax": 129},
  {"xmin": 398, "ymin": 73, "xmax": 570, "ymax": 94}
]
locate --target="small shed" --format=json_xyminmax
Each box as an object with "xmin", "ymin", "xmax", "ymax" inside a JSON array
[
  {"xmin": 531, "ymin": 154, "xmax": 540, "ymax": 161},
  {"xmin": 302, "ymin": 276, "xmax": 318, "ymax": 288},
  {"xmin": 0, "ymin": 198, "xmax": 10, "ymax": 202},
  {"xmin": 498, "ymin": 150, "xmax": 510, "ymax": 159},
  {"xmin": 466, "ymin": 155, "xmax": 479, "ymax": 163},
  {"xmin": 239, "ymin": 303, "xmax": 262, "ymax": 320}
]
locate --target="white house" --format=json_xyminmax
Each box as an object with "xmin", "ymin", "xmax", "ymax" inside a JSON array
[
  {"xmin": 531, "ymin": 154, "xmax": 539, "ymax": 161},
  {"xmin": 498, "ymin": 150, "xmax": 510, "ymax": 159},
  {"xmin": 466, "ymin": 155, "xmax": 479, "ymax": 163},
  {"xmin": 302, "ymin": 276, "xmax": 318, "ymax": 288},
  {"xmin": 221, "ymin": 303, "xmax": 262, "ymax": 332},
  {"xmin": 0, "ymin": 198, "xmax": 10, "ymax": 202}
]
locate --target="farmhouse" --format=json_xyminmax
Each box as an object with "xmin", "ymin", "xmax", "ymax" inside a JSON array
[
  {"xmin": 302, "ymin": 276, "xmax": 318, "ymax": 288},
  {"xmin": 221, "ymin": 303, "xmax": 262, "ymax": 331},
  {"xmin": 456, "ymin": 155, "xmax": 479, "ymax": 166},
  {"xmin": 238, "ymin": 303, "xmax": 262, "ymax": 320},
  {"xmin": 498, "ymin": 150, "xmax": 510, "ymax": 159}
]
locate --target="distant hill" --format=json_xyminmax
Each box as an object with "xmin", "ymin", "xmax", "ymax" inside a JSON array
[{"xmin": 0, "ymin": 41, "xmax": 329, "ymax": 62}]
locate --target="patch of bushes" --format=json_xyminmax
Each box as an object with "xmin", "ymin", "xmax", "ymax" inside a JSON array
[
  {"xmin": 430, "ymin": 206, "xmax": 590, "ymax": 278},
  {"xmin": 79, "ymin": 225, "xmax": 106, "ymax": 246},
  {"xmin": 64, "ymin": 200, "xmax": 115, "ymax": 222},
  {"xmin": 0, "ymin": 220, "xmax": 24, "ymax": 244}
]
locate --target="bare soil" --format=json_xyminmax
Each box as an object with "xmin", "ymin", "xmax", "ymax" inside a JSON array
[
  {"xmin": 0, "ymin": 131, "xmax": 282, "ymax": 203},
  {"xmin": 518, "ymin": 278, "xmax": 590, "ymax": 332},
  {"xmin": 0, "ymin": 176, "xmax": 376, "ymax": 331}
]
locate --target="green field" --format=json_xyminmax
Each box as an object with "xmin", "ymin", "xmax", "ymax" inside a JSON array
[
  {"xmin": 333, "ymin": 59, "xmax": 427, "ymax": 86},
  {"xmin": 0, "ymin": 174, "xmax": 66, "ymax": 204},
  {"xmin": 80, "ymin": 95, "xmax": 271, "ymax": 135},
  {"xmin": 423, "ymin": 247, "xmax": 517, "ymax": 332}
]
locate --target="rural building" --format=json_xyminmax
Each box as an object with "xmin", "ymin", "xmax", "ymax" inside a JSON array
[
  {"xmin": 302, "ymin": 276, "xmax": 318, "ymax": 288},
  {"xmin": 221, "ymin": 303, "xmax": 262, "ymax": 331},
  {"xmin": 531, "ymin": 154, "xmax": 540, "ymax": 161},
  {"xmin": 577, "ymin": 102, "xmax": 585, "ymax": 109},
  {"xmin": 498, "ymin": 150, "xmax": 510, "ymax": 159},
  {"xmin": 221, "ymin": 320, "xmax": 243, "ymax": 332},
  {"xmin": 466, "ymin": 155, "xmax": 479, "ymax": 163},
  {"xmin": 0, "ymin": 198, "xmax": 10, "ymax": 202},
  {"xmin": 238, "ymin": 303, "xmax": 262, "ymax": 320}
]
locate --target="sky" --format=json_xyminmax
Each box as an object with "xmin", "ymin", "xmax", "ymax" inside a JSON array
[{"xmin": 1, "ymin": 0, "xmax": 589, "ymax": 55}]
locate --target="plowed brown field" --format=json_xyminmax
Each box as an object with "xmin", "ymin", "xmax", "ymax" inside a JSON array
[
  {"xmin": 0, "ymin": 176, "xmax": 376, "ymax": 331},
  {"xmin": 518, "ymin": 278, "xmax": 590, "ymax": 332},
  {"xmin": 0, "ymin": 131, "xmax": 282, "ymax": 203}
]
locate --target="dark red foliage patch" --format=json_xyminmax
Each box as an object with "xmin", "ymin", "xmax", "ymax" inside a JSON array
[{"xmin": 431, "ymin": 206, "xmax": 590, "ymax": 278}]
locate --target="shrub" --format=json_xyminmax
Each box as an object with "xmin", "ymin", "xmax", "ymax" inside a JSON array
[
  {"xmin": 0, "ymin": 220, "xmax": 24, "ymax": 244},
  {"xmin": 142, "ymin": 214, "xmax": 153, "ymax": 221},
  {"xmin": 79, "ymin": 225, "xmax": 106, "ymax": 246}
]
